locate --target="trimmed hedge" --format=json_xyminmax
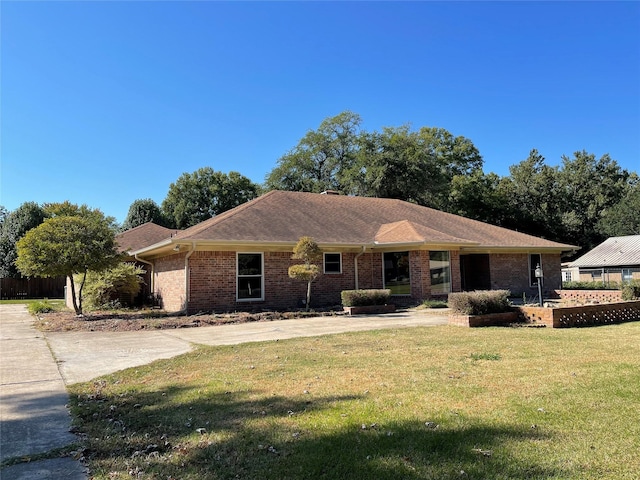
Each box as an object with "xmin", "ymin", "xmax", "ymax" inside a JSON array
[
  {"xmin": 341, "ymin": 289, "xmax": 391, "ymax": 307},
  {"xmin": 448, "ymin": 290, "xmax": 512, "ymax": 315}
]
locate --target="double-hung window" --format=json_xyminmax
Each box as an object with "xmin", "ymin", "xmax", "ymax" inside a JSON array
[{"xmin": 237, "ymin": 253, "xmax": 263, "ymax": 301}]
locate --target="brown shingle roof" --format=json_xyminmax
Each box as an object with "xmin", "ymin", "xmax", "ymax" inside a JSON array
[
  {"xmin": 167, "ymin": 191, "xmax": 576, "ymax": 251},
  {"xmin": 116, "ymin": 222, "xmax": 179, "ymax": 254}
]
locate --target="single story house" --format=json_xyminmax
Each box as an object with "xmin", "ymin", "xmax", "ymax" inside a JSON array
[
  {"xmin": 563, "ymin": 235, "xmax": 640, "ymax": 285},
  {"xmin": 131, "ymin": 191, "xmax": 577, "ymax": 314}
]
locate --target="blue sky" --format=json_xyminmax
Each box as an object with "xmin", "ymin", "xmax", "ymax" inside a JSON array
[{"xmin": 2, "ymin": 1, "xmax": 638, "ymax": 224}]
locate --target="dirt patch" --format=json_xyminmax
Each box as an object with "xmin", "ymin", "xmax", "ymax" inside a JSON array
[{"xmin": 35, "ymin": 309, "xmax": 345, "ymax": 332}]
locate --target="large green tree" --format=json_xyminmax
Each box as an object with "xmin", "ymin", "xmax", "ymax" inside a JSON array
[
  {"xmin": 264, "ymin": 111, "xmax": 362, "ymax": 193},
  {"xmin": 162, "ymin": 168, "xmax": 258, "ymax": 229},
  {"xmin": 597, "ymin": 182, "xmax": 640, "ymax": 237},
  {"xmin": 0, "ymin": 202, "xmax": 47, "ymax": 278},
  {"xmin": 347, "ymin": 126, "xmax": 483, "ymax": 209},
  {"xmin": 555, "ymin": 151, "xmax": 633, "ymax": 250},
  {"xmin": 16, "ymin": 206, "xmax": 121, "ymax": 315},
  {"xmin": 122, "ymin": 198, "xmax": 167, "ymax": 231}
]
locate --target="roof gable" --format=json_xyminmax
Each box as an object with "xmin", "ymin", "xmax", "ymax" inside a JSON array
[
  {"xmin": 164, "ymin": 191, "xmax": 576, "ymax": 252},
  {"xmin": 116, "ymin": 222, "xmax": 179, "ymax": 254}
]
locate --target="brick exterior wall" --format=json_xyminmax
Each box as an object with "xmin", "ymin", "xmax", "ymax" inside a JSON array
[
  {"xmin": 489, "ymin": 253, "xmax": 562, "ymax": 297},
  {"xmin": 151, "ymin": 248, "xmax": 565, "ymax": 313},
  {"xmin": 155, "ymin": 253, "xmax": 187, "ymax": 312}
]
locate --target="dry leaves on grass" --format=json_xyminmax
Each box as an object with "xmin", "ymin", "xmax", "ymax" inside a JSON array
[{"xmin": 34, "ymin": 309, "xmax": 342, "ymax": 332}]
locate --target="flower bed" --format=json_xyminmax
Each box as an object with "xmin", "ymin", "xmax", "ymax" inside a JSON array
[
  {"xmin": 343, "ymin": 304, "xmax": 397, "ymax": 315},
  {"xmin": 448, "ymin": 311, "xmax": 519, "ymax": 327}
]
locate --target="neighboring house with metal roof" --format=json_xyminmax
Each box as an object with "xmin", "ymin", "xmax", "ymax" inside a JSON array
[
  {"xmin": 564, "ymin": 235, "xmax": 640, "ymax": 285},
  {"xmin": 131, "ymin": 191, "xmax": 577, "ymax": 313}
]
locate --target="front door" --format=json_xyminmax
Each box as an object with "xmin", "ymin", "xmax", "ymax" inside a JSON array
[{"xmin": 460, "ymin": 254, "xmax": 491, "ymax": 291}]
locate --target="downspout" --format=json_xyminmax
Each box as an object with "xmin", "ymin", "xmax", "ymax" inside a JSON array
[
  {"xmin": 134, "ymin": 254, "xmax": 155, "ymax": 298},
  {"xmin": 354, "ymin": 245, "xmax": 366, "ymax": 290},
  {"xmin": 184, "ymin": 242, "xmax": 196, "ymax": 313}
]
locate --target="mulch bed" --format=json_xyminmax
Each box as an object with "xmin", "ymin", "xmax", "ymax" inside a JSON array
[{"xmin": 35, "ymin": 309, "xmax": 345, "ymax": 333}]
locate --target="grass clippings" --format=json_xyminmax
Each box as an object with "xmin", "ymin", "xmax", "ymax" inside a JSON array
[{"xmin": 67, "ymin": 322, "xmax": 640, "ymax": 479}]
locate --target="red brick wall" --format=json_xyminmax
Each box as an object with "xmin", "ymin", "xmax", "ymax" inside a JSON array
[
  {"xmin": 153, "ymin": 248, "xmax": 565, "ymax": 313},
  {"xmin": 489, "ymin": 253, "xmax": 562, "ymax": 296},
  {"xmin": 155, "ymin": 253, "xmax": 186, "ymax": 312},
  {"xmin": 185, "ymin": 251, "xmax": 362, "ymax": 314}
]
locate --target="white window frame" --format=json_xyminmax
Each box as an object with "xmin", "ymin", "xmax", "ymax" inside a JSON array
[
  {"xmin": 324, "ymin": 252, "xmax": 342, "ymax": 274},
  {"xmin": 236, "ymin": 252, "xmax": 264, "ymax": 302}
]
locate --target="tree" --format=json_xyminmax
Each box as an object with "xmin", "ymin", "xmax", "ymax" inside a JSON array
[
  {"xmin": 0, "ymin": 202, "xmax": 47, "ymax": 278},
  {"xmin": 162, "ymin": 168, "xmax": 258, "ymax": 229},
  {"xmin": 288, "ymin": 236, "xmax": 322, "ymax": 311},
  {"xmin": 16, "ymin": 208, "xmax": 121, "ymax": 315},
  {"xmin": 264, "ymin": 111, "xmax": 362, "ymax": 193},
  {"xmin": 122, "ymin": 198, "xmax": 167, "ymax": 231},
  {"xmin": 556, "ymin": 151, "xmax": 633, "ymax": 250},
  {"xmin": 448, "ymin": 171, "xmax": 514, "ymax": 226},
  {"xmin": 346, "ymin": 125, "xmax": 483, "ymax": 209},
  {"xmin": 597, "ymin": 183, "xmax": 640, "ymax": 237}
]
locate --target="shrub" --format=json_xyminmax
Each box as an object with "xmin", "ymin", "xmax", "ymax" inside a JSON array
[
  {"xmin": 562, "ymin": 281, "xmax": 620, "ymax": 290},
  {"xmin": 28, "ymin": 300, "xmax": 56, "ymax": 314},
  {"xmin": 341, "ymin": 289, "xmax": 391, "ymax": 307},
  {"xmin": 79, "ymin": 262, "xmax": 145, "ymax": 310},
  {"xmin": 422, "ymin": 299, "xmax": 448, "ymax": 309},
  {"xmin": 448, "ymin": 290, "xmax": 512, "ymax": 315},
  {"xmin": 621, "ymin": 280, "xmax": 640, "ymax": 300}
]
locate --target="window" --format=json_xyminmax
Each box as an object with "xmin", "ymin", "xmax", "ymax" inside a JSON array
[
  {"xmin": 324, "ymin": 253, "xmax": 342, "ymax": 274},
  {"xmin": 383, "ymin": 251, "xmax": 411, "ymax": 295},
  {"xmin": 622, "ymin": 269, "xmax": 633, "ymax": 283},
  {"xmin": 430, "ymin": 251, "xmax": 451, "ymax": 295},
  {"xmin": 237, "ymin": 253, "xmax": 263, "ymax": 301},
  {"xmin": 529, "ymin": 254, "xmax": 542, "ymax": 287}
]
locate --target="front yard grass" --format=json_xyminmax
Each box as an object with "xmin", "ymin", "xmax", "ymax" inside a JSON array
[{"xmin": 68, "ymin": 323, "xmax": 640, "ymax": 479}]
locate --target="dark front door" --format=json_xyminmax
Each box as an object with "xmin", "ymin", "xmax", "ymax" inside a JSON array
[{"xmin": 460, "ymin": 254, "xmax": 491, "ymax": 291}]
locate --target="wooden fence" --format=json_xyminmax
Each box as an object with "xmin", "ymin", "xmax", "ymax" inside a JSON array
[{"xmin": 0, "ymin": 277, "xmax": 66, "ymax": 300}]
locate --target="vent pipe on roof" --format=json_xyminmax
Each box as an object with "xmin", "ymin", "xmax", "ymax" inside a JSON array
[{"xmin": 320, "ymin": 190, "xmax": 340, "ymax": 195}]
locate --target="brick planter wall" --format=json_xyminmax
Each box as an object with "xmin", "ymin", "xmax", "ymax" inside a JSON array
[
  {"xmin": 518, "ymin": 301, "xmax": 640, "ymax": 328},
  {"xmin": 448, "ymin": 311, "xmax": 519, "ymax": 327},
  {"xmin": 554, "ymin": 289, "xmax": 623, "ymax": 304}
]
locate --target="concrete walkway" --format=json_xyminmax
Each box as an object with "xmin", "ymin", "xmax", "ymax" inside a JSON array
[
  {"xmin": 0, "ymin": 304, "xmax": 447, "ymax": 478},
  {"xmin": 0, "ymin": 304, "xmax": 87, "ymax": 479}
]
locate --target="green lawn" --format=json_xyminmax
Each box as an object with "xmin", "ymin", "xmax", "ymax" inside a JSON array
[{"xmin": 68, "ymin": 323, "xmax": 640, "ymax": 479}]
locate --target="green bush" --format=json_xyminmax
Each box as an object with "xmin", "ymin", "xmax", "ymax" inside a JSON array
[
  {"xmin": 422, "ymin": 299, "xmax": 448, "ymax": 309},
  {"xmin": 562, "ymin": 281, "xmax": 620, "ymax": 290},
  {"xmin": 341, "ymin": 289, "xmax": 391, "ymax": 307},
  {"xmin": 78, "ymin": 262, "xmax": 145, "ymax": 310},
  {"xmin": 448, "ymin": 290, "xmax": 512, "ymax": 315},
  {"xmin": 28, "ymin": 300, "xmax": 56, "ymax": 314},
  {"xmin": 621, "ymin": 280, "xmax": 640, "ymax": 300}
]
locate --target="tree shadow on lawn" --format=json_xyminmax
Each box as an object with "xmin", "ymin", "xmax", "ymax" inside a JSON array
[{"xmin": 73, "ymin": 385, "xmax": 571, "ymax": 480}]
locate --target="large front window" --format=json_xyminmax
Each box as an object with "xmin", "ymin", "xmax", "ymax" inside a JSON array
[
  {"xmin": 384, "ymin": 251, "xmax": 411, "ymax": 295},
  {"xmin": 430, "ymin": 251, "xmax": 451, "ymax": 295},
  {"xmin": 237, "ymin": 253, "xmax": 263, "ymax": 301}
]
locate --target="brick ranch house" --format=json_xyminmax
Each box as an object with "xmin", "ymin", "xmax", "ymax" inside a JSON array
[{"xmin": 125, "ymin": 191, "xmax": 578, "ymax": 314}]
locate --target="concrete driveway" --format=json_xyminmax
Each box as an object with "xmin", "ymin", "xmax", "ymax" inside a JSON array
[
  {"xmin": 46, "ymin": 309, "xmax": 448, "ymax": 384},
  {"xmin": 1, "ymin": 304, "xmax": 447, "ymax": 478}
]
